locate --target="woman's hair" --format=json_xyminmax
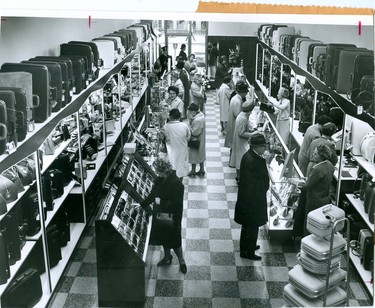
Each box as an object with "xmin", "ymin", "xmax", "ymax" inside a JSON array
[
  {"xmin": 316, "ymin": 144, "xmax": 332, "ymax": 161},
  {"xmin": 168, "ymin": 85, "xmax": 179, "ymax": 95},
  {"xmin": 153, "ymin": 157, "xmax": 173, "ymax": 175},
  {"xmin": 279, "ymin": 87, "xmax": 289, "ymax": 98},
  {"xmin": 169, "ymin": 108, "xmax": 181, "ymax": 120}
]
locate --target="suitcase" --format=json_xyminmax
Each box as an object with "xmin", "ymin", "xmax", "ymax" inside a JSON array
[
  {"xmin": 362, "ymin": 236, "xmax": 373, "ymax": 270},
  {"xmin": 0, "ymin": 87, "xmax": 28, "ymax": 141},
  {"xmin": 288, "ymin": 264, "xmax": 346, "ymax": 298},
  {"xmin": 59, "ymin": 55, "xmax": 86, "ymax": 94},
  {"xmin": 0, "ymin": 72, "xmax": 35, "ymax": 130},
  {"xmin": 301, "ymin": 234, "xmax": 346, "ymax": 260},
  {"xmin": 335, "ymin": 49, "xmax": 372, "ymax": 94},
  {"xmin": 310, "ymin": 45, "xmax": 327, "ymax": 77},
  {"xmin": 307, "ymin": 44, "xmax": 326, "ymax": 73},
  {"xmin": 258, "ymin": 24, "xmax": 273, "ymax": 41},
  {"xmin": 127, "ymin": 26, "xmax": 144, "ymax": 45},
  {"xmin": 363, "ymin": 181, "xmax": 375, "ymax": 214},
  {"xmin": 297, "ymin": 40, "xmax": 322, "ymax": 70},
  {"xmin": 54, "ymin": 210, "xmax": 70, "ymax": 247},
  {"xmin": 283, "ymin": 283, "xmax": 347, "ymax": 307},
  {"xmin": 1, "ymin": 213, "xmax": 21, "ymax": 265},
  {"xmin": 45, "ymin": 168, "xmax": 64, "ymax": 199},
  {"xmin": 0, "ymin": 100, "xmax": 7, "ymax": 155},
  {"xmin": 22, "ymin": 191, "xmax": 41, "ymax": 236},
  {"xmin": 325, "ymin": 43, "xmax": 357, "ymax": 87},
  {"xmin": 50, "ymin": 153, "xmax": 74, "ymax": 186},
  {"xmin": 0, "ymin": 90, "xmax": 17, "ymax": 145},
  {"xmin": 93, "ymin": 36, "xmax": 119, "ymax": 54},
  {"xmin": 68, "ymin": 41, "xmax": 100, "ymax": 75},
  {"xmin": 42, "ymin": 172, "xmax": 54, "ymax": 211},
  {"xmin": 1, "ymin": 62, "xmax": 51, "ymax": 123},
  {"xmin": 0, "ymin": 227, "xmax": 10, "ymax": 285},
  {"xmin": 103, "ymin": 35, "xmax": 126, "ymax": 57},
  {"xmin": 272, "ymin": 27, "xmax": 296, "ymax": 51},
  {"xmin": 351, "ymin": 53, "xmax": 374, "ymax": 102},
  {"xmin": 116, "ymin": 29, "xmax": 137, "ymax": 49},
  {"xmin": 298, "ymin": 250, "xmax": 341, "ymax": 275},
  {"xmin": 104, "ymin": 33, "xmax": 128, "ymax": 51},
  {"xmin": 21, "ymin": 60, "xmax": 63, "ymax": 112},
  {"xmin": 1, "ymin": 268, "xmax": 43, "ymax": 308},
  {"xmin": 293, "ymin": 37, "xmax": 311, "ymax": 63},
  {"xmin": 91, "ymin": 40, "xmax": 117, "ymax": 69},
  {"xmin": 45, "ymin": 224, "xmax": 62, "ymax": 268},
  {"xmin": 306, "ymin": 204, "xmax": 345, "ymax": 237}
]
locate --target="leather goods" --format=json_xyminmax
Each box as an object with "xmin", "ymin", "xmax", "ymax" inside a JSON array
[
  {"xmin": 127, "ymin": 26, "xmax": 144, "ymax": 45},
  {"xmin": 288, "ymin": 264, "xmax": 346, "ymax": 298},
  {"xmin": 93, "ymin": 37, "xmax": 119, "ymax": 53},
  {"xmin": 272, "ymin": 27, "xmax": 295, "ymax": 51},
  {"xmin": 293, "ymin": 37, "xmax": 311, "ymax": 63},
  {"xmin": 297, "ymin": 250, "xmax": 341, "ymax": 275},
  {"xmin": 0, "ymin": 87, "xmax": 27, "ymax": 142},
  {"xmin": 0, "ymin": 228, "xmax": 10, "ymax": 285},
  {"xmin": 0, "ymin": 174, "xmax": 18, "ymax": 204},
  {"xmin": 306, "ymin": 204, "xmax": 345, "ymax": 238},
  {"xmin": 307, "ymin": 44, "xmax": 326, "ymax": 74},
  {"xmin": 324, "ymin": 43, "xmax": 356, "ymax": 87},
  {"xmin": 1, "ymin": 268, "xmax": 43, "ymax": 308},
  {"xmin": 42, "ymin": 173, "xmax": 54, "ymax": 211},
  {"xmin": 363, "ymin": 181, "xmax": 375, "ymax": 214},
  {"xmin": 1, "ymin": 213, "xmax": 21, "ymax": 265},
  {"xmin": 91, "ymin": 39, "xmax": 117, "ymax": 69},
  {"xmin": 0, "ymin": 100, "xmax": 7, "ymax": 155},
  {"xmin": 116, "ymin": 29, "xmax": 137, "ymax": 50},
  {"xmin": 68, "ymin": 41, "xmax": 100, "ymax": 75},
  {"xmin": 45, "ymin": 168, "xmax": 64, "ymax": 199},
  {"xmin": 351, "ymin": 53, "xmax": 374, "ymax": 104},
  {"xmin": 59, "ymin": 55, "xmax": 87, "ymax": 94},
  {"xmin": 362, "ymin": 235, "xmax": 373, "ymax": 270},
  {"xmin": 45, "ymin": 224, "xmax": 63, "ymax": 268},
  {"xmin": 50, "ymin": 153, "xmax": 74, "ymax": 186},
  {"xmin": 81, "ymin": 133, "xmax": 98, "ymax": 161},
  {"xmin": 368, "ymin": 195, "xmax": 375, "ymax": 223},
  {"xmin": 0, "ymin": 90, "xmax": 18, "ymax": 146},
  {"xmin": 283, "ymin": 35, "xmax": 306, "ymax": 60},
  {"xmin": 0, "ymin": 72, "xmax": 36, "ymax": 130},
  {"xmin": 2, "ymin": 166, "xmax": 24, "ymax": 193},
  {"xmin": 359, "ymin": 172, "xmax": 372, "ymax": 200},
  {"xmin": 188, "ymin": 139, "xmax": 200, "ymax": 149},
  {"xmin": 54, "ymin": 210, "xmax": 70, "ymax": 247},
  {"xmin": 283, "ymin": 283, "xmax": 347, "ymax": 308},
  {"xmin": 22, "ymin": 191, "xmax": 41, "ymax": 236},
  {"xmin": 15, "ymin": 158, "xmax": 35, "ymax": 186},
  {"xmin": 301, "ymin": 234, "xmax": 346, "ymax": 260},
  {"xmin": 104, "ymin": 34, "xmax": 127, "ymax": 54},
  {"xmin": 297, "ymin": 39, "xmax": 322, "ymax": 70},
  {"xmin": 1, "ymin": 62, "xmax": 51, "ymax": 123}
]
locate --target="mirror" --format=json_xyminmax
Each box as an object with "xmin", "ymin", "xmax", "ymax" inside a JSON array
[{"xmin": 270, "ymin": 55, "xmax": 281, "ymax": 99}]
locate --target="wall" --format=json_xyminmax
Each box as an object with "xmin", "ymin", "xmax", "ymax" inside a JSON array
[{"xmin": 0, "ymin": 17, "xmax": 138, "ymax": 65}]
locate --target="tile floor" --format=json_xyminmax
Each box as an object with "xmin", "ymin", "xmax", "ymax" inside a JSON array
[{"xmin": 47, "ymin": 90, "xmax": 373, "ymax": 308}]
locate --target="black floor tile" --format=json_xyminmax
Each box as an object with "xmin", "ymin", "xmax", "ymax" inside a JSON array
[
  {"xmin": 237, "ymin": 266, "xmax": 265, "ymax": 281},
  {"xmin": 183, "ymin": 297, "xmax": 212, "ymax": 307},
  {"xmin": 184, "ymin": 265, "xmax": 211, "ymax": 280},
  {"xmin": 212, "ymin": 281, "xmax": 240, "ymax": 298},
  {"xmin": 241, "ymin": 298, "xmax": 272, "ymax": 308},
  {"xmin": 209, "ymin": 228, "xmax": 232, "ymax": 240},
  {"xmin": 77, "ymin": 263, "xmax": 97, "ymax": 277},
  {"xmin": 63, "ymin": 293, "xmax": 96, "ymax": 308},
  {"xmin": 266, "ymin": 281, "xmax": 287, "ymax": 298},
  {"xmin": 210, "ymin": 252, "xmax": 236, "ymax": 266},
  {"xmin": 154, "ymin": 279, "xmax": 183, "ymax": 297},
  {"xmin": 55, "ymin": 276, "xmax": 75, "ymax": 293},
  {"xmin": 262, "ymin": 253, "xmax": 287, "ymax": 266}
]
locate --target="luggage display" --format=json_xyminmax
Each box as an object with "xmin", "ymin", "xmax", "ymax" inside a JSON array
[
  {"xmin": 297, "ymin": 39, "xmax": 322, "ymax": 70},
  {"xmin": 104, "ymin": 33, "xmax": 128, "ymax": 51},
  {"xmin": 0, "ymin": 227, "xmax": 10, "ymax": 285},
  {"xmin": 22, "ymin": 191, "xmax": 41, "ymax": 237},
  {"xmin": 298, "ymin": 250, "xmax": 341, "ymax": 275},
  {"xmin": 1, "ymin": 268, "xmax": 43, "ymax": 308},
  {"xmin": 306, "ymin": 204, "xmax": 345, "ymax": 237},
  {"xmin": 351, "ymin": 53, "xmax": 374, "ymax": 104},
  {"xmin": 91, "ymin": 39, "xmax": 117, "ymax": 69},
  {"xmin": 68, "ymin": 41, "xmax": 100, "ymax": 74},
  {"xmin": 127, "ymin": 26, "xmax": 144, "ymax": 45},
  {"xmin": 283, "ymin": 283, "xmax": 347, "ymax": 307},
  {"xmin": 288, "ymin": 264, "xmax": 346, "ymax": 298},
  {"xmin": 1, "ymin": 213, "xmax": 21, "ymax": 265},
  {"xmin": 293, "ymin": 37, "xmax": 311, "ymax": 63},
  {"xmin": 59, "ymin": 55, "xmax": 86, "ymax": 94},
  {"xmin": 272, "ymin": 26, "xmax": 295, "ymax": 51},
  {"xmin": 1, "ymin": 62, "xmax": 51, "ymax": 123},
  {"xmin": 116, "ymin": 29, "xmax": 137, "ymax": 49},
  {"xmin": 0, "ymin": 90, "xmax": 17, "ymax": 146},
  {"xmin": 301, "ymin": 234, "xmax": 346, "ymax": 260},
  {"xmin": 307, "ymin": 44, "xmax": 326, "ymax": 74},
  {"xmin": 0, "ymin": 100, "xmax": 7, "ymax": 155},
  {"xmin": 103, "ymin": 35, "xmax": 126, "ymax": 56}
]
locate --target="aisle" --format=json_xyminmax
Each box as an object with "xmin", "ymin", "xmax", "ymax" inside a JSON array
[{"xmin": 48, "ymin": 90, "xmax": 372, "ymax": 308}]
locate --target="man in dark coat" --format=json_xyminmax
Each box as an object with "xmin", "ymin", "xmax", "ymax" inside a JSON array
[
  {"xmin": 176, "ymin": 61, "xmax": 190, "ymax": 118},
  {"xmin": 234, "ymin": 133, "xmax": 269, "ymax": 260}
]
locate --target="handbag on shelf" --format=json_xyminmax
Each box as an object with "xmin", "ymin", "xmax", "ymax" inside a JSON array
[{"xmin": 188, "ymin": 138, "xmax": 200, "ymax": 149}]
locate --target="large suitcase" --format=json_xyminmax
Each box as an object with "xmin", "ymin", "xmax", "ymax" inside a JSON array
[
  {"xmin": 297, "ymin": 39, "xmax": 322, "ymax": 70},
  {"xmin": 103, "ymin": 35, "xmax": 126, "ymax": 56},
  {"xmin": 311, "ymin": 46, "xmax": 327, "ymax": 77},
  {"xmin": 283, "ymin": 283, "xmax": 347, "ymax": 307},
  {"xmin": 59, "ymin": 55, "xmax": 86, "ymax": 93},
  {"xmin": 352, "ymin": 53, "xmax": 374, "ymax": 102},
  {"xmin": 68, "ymin": 41, "xmax": 100, "ymax": 75},
  {"xmin": 127, "ymin": 25, "xmax": 145, "ymax": 45},
  {"xmin": 91, "ymin": 40, "xmax": 117, "ymax": 69},
  {"xmin": 306, "ymin": 204, "xmax": 345, "ymax": 237},
  {"xmin": 1, "ymin": 62, "xmax": 51, "ymax": 123},
  {"xmin": 293, "ymin": 37, "xmax": 311, "ymax": 63},
  {"xmin": 1, "ymin": 268, "xmax": 43, "ymax": 308},
  {"xmin": 288, "ymin": 264, "xmax": 346, "ymax": 298},
  {"xmin": 117, "ymin": 29, "xmax": 138, "ymax": 49},
  {"xmin": 0, "ymin": 90, "xmax": 18, "ymax": 146},
  {"xmin": 301, "ymin": 234, "xmax": 346, "ymax": 260},
  {"xmin": 104, "ymin": 33, "xmax": 128, "ymax": 51},
  {"xmin": 298, "ymin": 250, "xmax": 341, "ymax": 275},
  {"xmin": 0, "ymin": 87, "xmax": 28, "ymax": 141},
  {"xmin": 272, "ymin": 26, "xmax": 295, "ymax": 52},
  {"xmin": 307, "ymin": 43, "xmax": 326, "ymax": 73}
]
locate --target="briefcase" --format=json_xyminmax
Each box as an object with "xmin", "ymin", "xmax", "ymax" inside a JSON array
[
  {"xmin": 301, "ymin": 234, "xmax": 346, "ymax": 260},
  {"xmin": 283, "ymin": 283, "xmax": 347, "ymax": 307},
  {"xmin": 288, "ymin": 264, "xmax": 346, "ymax": 298},
  {"xmin": 297, "ymin": 250, "xmax": 341, "ymax": 275},
  {"xmin": 0, "ymin": 89, "xmax": 18, "ymax": 146},
  {"xmin": 1, "ymin": 268, "xmax": 43, "ymax": 308},
  {"xmin": 306, "ymin": 204, "xmax": 345, "ymax": 238},
  {"xmin": 91, "ymin": 39, "xmax": 117, "ymax": 69},
  {"xmin": 1, "ymin": 62, "xmax": 51, "ymax": 123}
]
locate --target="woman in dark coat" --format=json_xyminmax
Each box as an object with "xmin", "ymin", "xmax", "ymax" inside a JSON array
[
  {"xmin": 234, "ymin": 133, "xmax": 269, "ymax": 260},
  {"xmin": 140, "ymin": 157, "xmax": 187, "ymax": 274}
]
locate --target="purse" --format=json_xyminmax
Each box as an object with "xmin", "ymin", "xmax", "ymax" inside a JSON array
[
  {"xmin": 259, "ymin": 101, "xmax": 275, "ymax": 114},
  {"xmin": 188, "ymin": 138, "xmax": 200, "ymax": 149},
  {"xmin": 154, "ymin": 212, "xmax": 174, "ymax": 231}
]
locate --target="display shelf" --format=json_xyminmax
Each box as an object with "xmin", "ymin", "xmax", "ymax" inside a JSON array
[
  {"xmin": 290, "ymin": 119, "xmax": 303, "ymax": 147},
  {"xmin": 41, "ymin": 139, "xmax": 71, "ymax": 174},
  {"xmin": 35, "ymin": 222, "xmax": 86, "ymax": 308},
  {"xmin": 352, "ymin": 155, "xmax": 375, "ymax": 179},
  {"xmin": 0, "ymin": 241, "xmax": 35, "ymax": 298},
  {"xmin": 349, "ymin": 249, "xmax": 373, "ymax": 297},
  {"xmin": 346, "ymin": 194, "xmax": 374, "ymax": 231},
  {"xmin": 333, "ymin": 166, "xmax": 357, "ymax": 181}
]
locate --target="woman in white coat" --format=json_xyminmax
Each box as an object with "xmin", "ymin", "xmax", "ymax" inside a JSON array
[
  {"xmin": 270, "ymin": 87, "xmax": 290, "ymax": 145},
  {"xmin": 217, "ymin": 76, "xmax": 233, "ymax": 134}
]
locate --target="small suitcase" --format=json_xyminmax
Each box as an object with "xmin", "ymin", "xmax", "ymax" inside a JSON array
[
  {"xmin": 301, "ymin": 234, "xmax": 346, "ymax": 260},
  {"xmin": 298, "ymin": 250, "xmax": 341, "ymax": 275},
  {"xmin": 54, "ymin": 210, "xmax": 70, "ymax": 247},
  {"xmin": 297, "ymin": 39, "xmax": 322, "ymax": 70},
  {"xmin": 1, "ymin": 268, "xmax": 43, "ymax": 308},
  {"xmin": 311, "ymin": 46, "xmax": 327, "ymax": 77},
  {"xmin": 306, "ymin": 204, "xmax": 345, "ymax": 237},
  {"xmin": 1, "ymin": 213, "xmax": 21, "ymax": 265},
  {"xmin": 104, "ymin": 33, "xmax": 128, "ymax": 51},
  {"xmin": 59, "ymin": 55, "xmax": 86, "ymax": 94},
  {"xmin": 68, "ymin": 41, "xmax": 100, "ymax": 75},
  {"xmin": 0, "ymin": 90, "xmax": 17, "ymax": 145},
  {"xmin": 283, "ymin": 283, "xmax": 347, "ymax": 307},
  {"xmin": 103, "ymin": 35, "xmax": 126, "ymax": 57},
  {"xmin": 288, "ymin": 264, "xmax": 346, "ymax": 298},
  {"xmin": 91, "ymin": 40, "xmax": 117, "ymax": 69},
  {"xmin": 293, "ymin": 37, "xmax": 311, "ymax": 63},
  {"xmin": 116, "ymin": 29, "xmax": 137, "ymax": 50},
  {"xmin": 362, "ymin": 236, "xmax": 373, "ymax": 270}
]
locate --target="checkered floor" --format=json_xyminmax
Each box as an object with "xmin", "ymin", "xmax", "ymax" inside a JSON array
[{"xmin": 48, "ymin": 90, "xmax": 373, "ymax": 307}]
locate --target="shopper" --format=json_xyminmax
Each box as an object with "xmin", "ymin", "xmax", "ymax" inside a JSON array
[
  {"xmin": 140, "ymin": 157, "xmax": 187, "ymax": 274},
  {"xmin": 229, "ymin": 100, "xmax": 257, "ymax": 184},
  {"xmin": 215, "ymin": 55, "xmax": 231, "ymax": 91},
  {"xmin": 158, "ymin": 46, "xmax": 172, "ymax": 77},
  {"xmin": 190, "ymin": 73, "xmax": 206, "ymax": 113},
  {"xmin": 165, "ymin": 86, "xmax": 184, "ymax": 114},
  {"xmin": 161, "ymin": 108, "xmax": 190, "ymax": 178},
  {"xmin": 176, "ymin": 61, "xmax": 190, "ymax": 119},
  {"xmin": 270, "ymin": 87, "xmax": 291, "ymax": 145},
  {"xmin": 170, "ymin": 69, "xmax": 184, "ymax": 101},
  {"xmin": 297, "ymin": 115, "xmax": 333, "ymax": 176},
  {"xmin": 234, "ymin": 133, "xmax": 269, "ymax": 260},
  {"xmin": 208, "ymin": 42, "xmax": 219, "ymax": 78},
  {"xmin": 187, "ymin": 103, "xmax": 206, "ymax": 177},
  {"xmin": 184, "ymin": 53, "xmax": 198, "ymax": 77},
  {"xmin": 297, "ymin": 144, "xmax": 335, "ymax": 236},
  {"xmin": 217, "ymin": 75, "xmax": 232, "ymax": 134},
  {"xmin": 178, "ymin": 44, "xmax": 188, "ymax": 62}
]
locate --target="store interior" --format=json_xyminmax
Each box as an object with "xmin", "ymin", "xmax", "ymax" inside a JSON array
[{"xmin": 0, "ymin": 15, "xmax": 374, "ymax": 307}]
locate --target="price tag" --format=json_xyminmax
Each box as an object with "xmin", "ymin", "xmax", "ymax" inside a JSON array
[{"xmin": 6, "ymin": 141, "xmax": 16, "ymax": 154}]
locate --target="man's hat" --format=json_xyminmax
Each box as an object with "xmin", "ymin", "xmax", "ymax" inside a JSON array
[{"xmin": 250, "ymin": 133, "xmax": 266, "ymax": 147}]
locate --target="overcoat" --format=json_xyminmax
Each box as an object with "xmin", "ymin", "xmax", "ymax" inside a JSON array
[
  {"xmin": 217, "ymin": 83, "xmax": 231, "ymax": 122},
  {"xmin": 224, "ymin": 94, "xmax": 242, "ymax": 148},
  {"xmin": 188, "ymin": 111, "xmax": 206, "ymax": 164}
]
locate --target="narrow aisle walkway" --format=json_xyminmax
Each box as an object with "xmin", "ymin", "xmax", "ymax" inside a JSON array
[{"xmin": 48, "ymin": 90, "xmax": 372, "ymax": 308}]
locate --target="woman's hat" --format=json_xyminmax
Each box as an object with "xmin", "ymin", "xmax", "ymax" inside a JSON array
[
  {"xmin": 236, "ymin": 80, "xmax": 249, "ymax": 93},
  {"xmin": 181, "ymin": 44, "xmax": 186, "ymax": 49},
  {"xmin": 250, "ymin": 133, "xmax": 266, "ymax": 146},
  {"xmin": 187, "ymin": 103, "xmax": 199, "ymax": 111},
  {"xmin": 242, "ymin": 100, "xmax": 254, "ymax": 112}
]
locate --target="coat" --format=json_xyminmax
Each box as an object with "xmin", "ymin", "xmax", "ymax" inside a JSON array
[
  {"xmin": 168, "ymin": 96, "xmax": 184, "ymax": 114},
  {"xmin": 298, "ymin": 124, "xmax": 321, "ymax": 176},
  {"xmin": 188, "ymin": 111, "xmax": 206, "ymax": 164},
  {"xmin": 179, "ymin": 69, "xmax": 190, "ymax": 108},
  {"xmin": 215, "ymin": 62, "xmax": 230, "ymax": 89},
  {"xmin": 190, "ymin": 81, "xmax": 206, "ymax": 112},
  {"xmin": 140, "ymin": 171, "xmax": 184, "ymax": 249},
  {"xmin": 224, "ymin": 94, "xmax": 242, "ymax": 148},
  {"xmin": 217, "ymin": 83, "xmax": 231, "ymax": 122},
  {"xmin": 163, "ymin": 120, "xmax": 191, "ymax": 177},
  {"xmin": 234, "ymin": 149, "xmax": 269, "ymax": 227}
]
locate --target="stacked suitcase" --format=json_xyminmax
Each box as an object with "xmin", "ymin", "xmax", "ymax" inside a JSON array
[{"xmin": 283, "ymin": 204, "xmax": 349, "ymax": 307}]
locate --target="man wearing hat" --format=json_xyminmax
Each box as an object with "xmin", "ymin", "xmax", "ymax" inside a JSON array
[
  {"xmin": 178, "ymin": 44, "xmax": 188, "ymax": 62},
  {"xmin": 229, "ymin": 99, "xmax": 257, "ymax": 183},
  {"xmin": 224, "ymin": 81, "xmax": 249, "ymax": 157},
  {"xmin": 234, "ymin": 133, "xmax": 269, "ymax": 260},
  {"xmin": 158, "ymin": 46, "xmax": 172, "ymax": 77}
]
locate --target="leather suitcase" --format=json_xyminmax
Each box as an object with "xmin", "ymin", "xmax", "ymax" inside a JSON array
[
  {"xmin": 297, "ymin": 40, "xmax": 322, "ymax": 70},
  {"xmin": 0, "ymin": 90, "xmax": 17, "ymax": 145},
  {"xmin": 362, "ymin": 236, "xmax": 373, "ymax": 270},
  {"xmin": 91, "ymin": 40, "xmax": 117, "ymax": 69},
  {"xmin": 306, "ymin": 204, "xmax": 345, "ymax": 237},
  {"xmin": 93, "ymin": 37, "xmax": 119, "ymax": 53},
  {"xmin": 307, "ymin": 44, "xmax": 326, "ymax": 73},
  {"xmin": 45, "ymin": 224, "xmax": 62, "ymax": 268},
  {"xmin": 0, "ymin": 87, "xmax": 28, "ymax": 141},
  {"xmin": 59, "ymin": 55, "xmax": 87, "ymax": 93},
  {"xmin": 42, "ymin": 172, "xmax": 54, "ymax": 211},
  {"xmin": 288, "ymin": 264, "xmax": 346, "ymax": 298},
  {"xmin": 298, "ymin": 250, "xmax": 341, "ymax": 275},
  {"xmin": 1, "ymin": 268, "xmax": 42, "ymax": 308},
  {"xmin": 68, "ymin": 41, "xmax": 100, "ymax": 75},
  {"xmin": 105, "ymin": 33, "xmax": 128, "ymax": 51},
  {"xmin": 335, "ymin": 49, "xmax": 372, "ymax": 94},
  {"xmin": 352, "ymin": 53, "xmax": 374, "ymax": 101},
  {"xmin": 283, "ymin": 35, "xmax": 305, "ymax": 60},
  {"xmin": 45, "ymin": 168, "xmax": 64, "ymax": 199},
  {"xmin": 22, "ymin": 60, "xmax": 63, "ymax": 112},
  {"xmin": 22, "ymin": 191, "xmax": 41, "ymax": 236},
  {"xmin": 257, "ymin": 24, "xmax": 272, "ymax": 39},
  {"xmin": 301, "ymin": 234, "xmax": 346, "ymax": 260},
  {"xmin": 311, "ymin": 46, "xmax": 327, "ymax": 77},
  {"xmin": 1, "ymin": 62, "xmax": 51, "ymax": 123},
  {"xmin": 60, "ymin": 43, "xmax": 95, "ymax": 82},
  {"xmin": 363, "ymin": 181, "xmax": 375, "ymax": 214},
  {"xmin": 116, "ymin": 29, "xmax": 137, "ymax": 49},
  {"xmin": 294, "ymin": 38, "xmax": 315, "ymax": 64},
  {"xmin": 1, "ymin": 213, "xmax": 21, "ymax": 265},
  {"xmin": 0, "ymin": 228, "xmax": 10, "ymax": 285},
  {"xmin": 103, "ymin": 35, "xmax": 126, "ymax": 56},
  {"xmin": 325, "ymin": 43, "xmax": 357, "ymax": 87},
  {"xmin": 283, "ymin": 283, "xmax": 347, "ymax": 307},
  {"xmin": 272, "ymin": 27, "xmax": 295, "ymax": 52}
]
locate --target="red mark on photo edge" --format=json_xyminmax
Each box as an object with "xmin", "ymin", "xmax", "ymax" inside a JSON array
[
  {"xmin": 1, "ymin": 18, "xmax": 7, "ymax": 22},
  {"xmin": 358, "ymin": 21, "xmax": 361, "ymax": 35},
  {"xmin": 89, "ymin": 16, "xmax": 91, "ymax": 28}
]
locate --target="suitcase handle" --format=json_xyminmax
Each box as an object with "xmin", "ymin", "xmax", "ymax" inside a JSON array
[
  {"xmin": 0, "ymin": 123, "xmax": 7, "ymax": 141},
  {"xmin": 32, "ymin": 94, "xmax": 40, "ymax": 108}
]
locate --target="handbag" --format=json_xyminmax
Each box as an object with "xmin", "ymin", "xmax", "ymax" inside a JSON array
[
  {"xmin": 259, "ymin": 101, "xmax": 275, "ymax": 114},
  {"xmin": 188, "ymin": 138, "xmax": 200, "ymax": 149}
]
